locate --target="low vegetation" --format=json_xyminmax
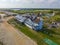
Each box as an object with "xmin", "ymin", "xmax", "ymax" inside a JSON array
[
  {"xmin": 0, "ymin": 42, "xmax": 3, "ymax": 45},
  {"xmin": 8, "ymin": 18, "xmax": 60, "ymax": 45},
  {"xmin": 8, "ymin": 9, "xmax": 60, "ymax": 45},
  {"xmin": 8, "ymin": 18, "xmax": 47, "ymax": 45}
]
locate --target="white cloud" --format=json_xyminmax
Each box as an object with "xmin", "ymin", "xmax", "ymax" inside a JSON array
[
  {"xmin": 32, "ymin": 0, "xmax": 45, "ymax": 3},
  {"xmin": 47, "ymin": 0, "xmax": 57, "ymax": 3},
  {"xmin": 0, "ymin": 0, "xmax": 60, "ymax": 8}
]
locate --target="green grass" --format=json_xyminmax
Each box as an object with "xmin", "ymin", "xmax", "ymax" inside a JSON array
[
  {"xmin": 0, "ymin": 42, "xmax": 3, "ymax": 45},
  {"xmin": 8, "ymin": 18, "xmax": 60, "ymax": 45},
  {"xmin": 8, "ymin": 19, "xmax": 48, "ymax": 45}
]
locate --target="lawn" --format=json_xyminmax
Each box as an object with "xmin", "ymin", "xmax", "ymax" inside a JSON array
[
  {"xmin": 7, "ymin": 18, "xmax": 60, "ymax": 45},
  {"xmin": 8, "ymin": 18, "xmax": 47, "ymax": 45},
  {"xmin": 7, "ymin": 9, "xmax": 60, "ymax": 45}
]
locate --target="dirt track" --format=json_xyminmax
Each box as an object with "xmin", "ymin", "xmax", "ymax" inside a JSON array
[{"xmin": 0, "ymin": 17, "xmax": 37, "ymax": 45}]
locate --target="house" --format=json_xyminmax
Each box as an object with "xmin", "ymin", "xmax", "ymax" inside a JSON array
[
  {"xmin": 44, "ymin": 12, "xmax": 55, "ymax": 18},
  {"xmin": 48, "ymin": 22, "xmax": 60, "ymax": 29},
  {"xmin": 5, "ymin": 11, "xmax": 17, "ymax": 16},
  {"xmin": 15, "ymin": 14, "xmax": 43, "ymax": 31},
  {"xmin": 15, "ymin": 15, "xmax": 26, "ymax": 23}
]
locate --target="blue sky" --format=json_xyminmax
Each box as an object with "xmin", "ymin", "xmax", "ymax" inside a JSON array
[{"xmin": 0, "ymin": 0, "xmax": 60, "ymax": 8}]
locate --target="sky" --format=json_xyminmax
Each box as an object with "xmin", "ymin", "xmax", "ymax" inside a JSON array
[{"xmin": 0, "ymin": 0, "xmax": 60, "ymax": 8}]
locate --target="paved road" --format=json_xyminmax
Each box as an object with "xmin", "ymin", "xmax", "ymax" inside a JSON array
[{"xmin": 0, "ymin": 17, "xmax": 37, "ymax": 45}]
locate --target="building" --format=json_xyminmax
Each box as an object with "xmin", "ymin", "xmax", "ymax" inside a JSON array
[
  {"xmin": 15, "ymin": 14, "xmax": 43, "ymax": 31},
  {"xmin": 5, "ymin": 11, "xmax": 17, "ymax": 16}
]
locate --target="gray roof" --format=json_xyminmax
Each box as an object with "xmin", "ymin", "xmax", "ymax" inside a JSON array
[{"xmin": 15, "ymin": 15, "xmax": 26, "ymax": 22}]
